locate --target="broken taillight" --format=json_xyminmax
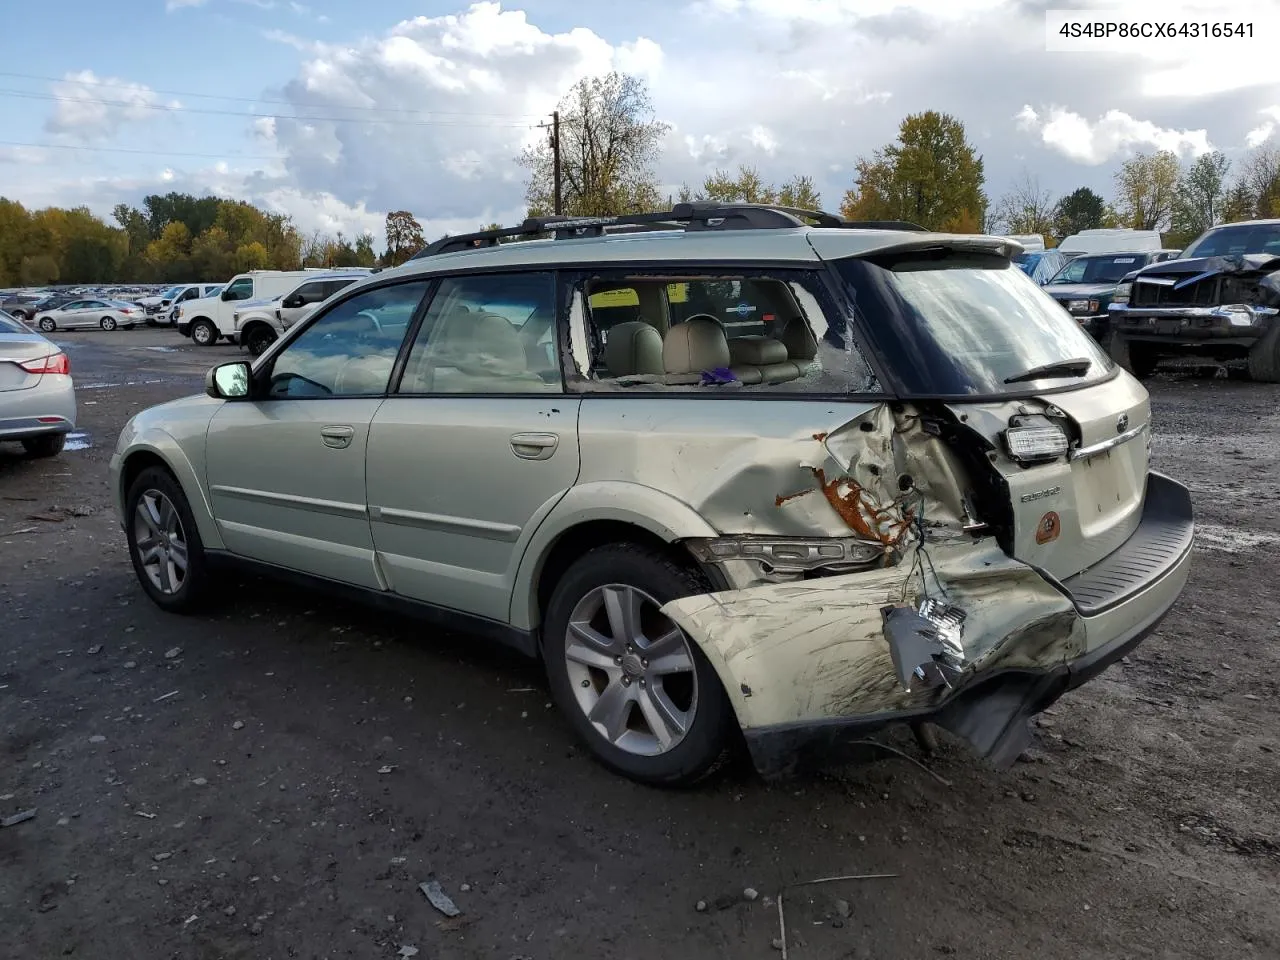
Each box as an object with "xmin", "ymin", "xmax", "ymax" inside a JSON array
[
  {"xmin": 687, "ymin": 535, "xmax": 884, "ymax": 579},
  {"xmin": 20, "ymin": 353, "xmax": 70, "ymax": 375}
]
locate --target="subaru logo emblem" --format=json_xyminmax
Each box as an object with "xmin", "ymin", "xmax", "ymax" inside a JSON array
[{"xmin": 1116, "ymin": 413, "xmax": 1129, "ymax": 433}]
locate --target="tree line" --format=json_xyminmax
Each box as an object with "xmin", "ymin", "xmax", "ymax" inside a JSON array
[{"xmin": 5, "ymin": 71, "xmax": 1279, "ymax": 286}]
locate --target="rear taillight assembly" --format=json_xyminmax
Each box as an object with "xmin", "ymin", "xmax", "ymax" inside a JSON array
[
  {"xmin": 21, "ymin": 353, "xmax": 70, "ymax": 375},
  {"xmin": 1003, "ymin": 414, "xmax": 1068, "ymax": 464}
]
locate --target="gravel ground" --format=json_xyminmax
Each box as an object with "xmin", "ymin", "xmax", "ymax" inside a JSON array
[{"xmin": 1, "ymin": 328, "xmax": 1277, "ymax": 960}]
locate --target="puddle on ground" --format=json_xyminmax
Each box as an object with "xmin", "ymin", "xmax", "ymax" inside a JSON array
[
  {"xmin": 144, "ymin": 346, "xmax": 177, "ymax": 353},
  {"xmin": 64, "ymin": 432, "xmax": 90, "ymax": 451},
  {"xmin": 1194, "ymin": 523, "xmax": 1280, "ymax": 554}
]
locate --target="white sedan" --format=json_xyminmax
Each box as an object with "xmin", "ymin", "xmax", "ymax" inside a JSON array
[{"xmin": 35, "ymin": 298, "xmax": 142, "ymax": 332}]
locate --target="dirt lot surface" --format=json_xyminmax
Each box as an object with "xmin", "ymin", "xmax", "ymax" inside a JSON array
[{"xmin": 2, "ymin": 327, "xmax": 1278, "ymax": 960}]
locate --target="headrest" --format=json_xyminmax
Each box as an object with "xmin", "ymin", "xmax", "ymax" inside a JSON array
[
  {"xmin": 604, "ymin": 320, "xmax": 664, "ymax": 377},
  {"xmin": 780, "ymin": 315, "xmax": 818, "ymax": 361},
  {"xmin": 456, "ymin": 312, "xmax": 526, "ymax": 371},
  {"xmin": 663, "ymin": 315, "xmax": 730, "ymax": 375},
  {"xmin": 729, "ymin": 336, "xmax": 789, "ymax": 365}
]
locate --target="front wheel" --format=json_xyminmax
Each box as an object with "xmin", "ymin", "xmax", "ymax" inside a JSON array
[
  {"xmin": 37, "ymin": 317, "xmax": 55, "ymax": 332},
  {"xmin": 11, "ymin": 310, "xmax": 29, "ymax": 322},
  {"xmin": 125, "ymin": 466, "xmax": 212, "ymax": 613},
  {"xmin": 190, "ymin": 319, "xmax": 218, "ymax": 346},
  {"xmin": 1246, "ymin": 322, "xmax": 1280, "ymax": 383},
  {"xmin": 100, "ymin": 316, "xmax": 118, "ymax": 331},
  {"xmin": 244, "ymin": 325, "xmax": 277, "ymax": 357},
  {"xmin": 543, "ymin": 543, "xmax": 734, "ymax": 787},
  {"xmin": 1109, "ymin": 333, "xmax": 1159, "ymax": 379}
]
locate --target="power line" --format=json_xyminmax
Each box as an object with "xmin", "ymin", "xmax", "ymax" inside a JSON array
[
  {"xmin": 0, "ymin": 88, "xmax": 538, "ymax": 128},
  {"xmin": 0, "ymin": 139, "xmax": 489, "ymax": 164},
  {"xmin": 0, "ymin": 70, "xmax": 542, "ymax": 121}
]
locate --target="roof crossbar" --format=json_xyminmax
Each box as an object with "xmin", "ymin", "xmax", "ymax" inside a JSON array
[{"xmin": 410, "ymin": 202, "xmax": 928, "ymax": 259}]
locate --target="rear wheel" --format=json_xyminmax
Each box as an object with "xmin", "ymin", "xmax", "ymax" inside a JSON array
[
  {"xmin": 1109, "ymin": 333, "xmax": 1159, "ymax": 379},
  {"xmin": 37, "ymin": 317, "xmax": 55, "ymax": 332},
  {"xmin": 244, "ymin": 324, "xmax": 277, "ymax": 357},
  {"xmin": 1246, "ymin": 322, "xmax": 1280, "ymax": 383},
  {"xmin": 100, "ymin": 316, "xmax": 118, "ymax": 331},
  {"xmin": 125, "ymin": 466, "xmax": 211, "ymax": 613},
  {"xmin": 22, "ymin": 434, "xmax": 65, "ymax": 458},
  {"xmin": 190, "ymin": 319, "xmax": 218, "ymax": 346},
  {"xmin": 542, "ymin": 543, "xmax": 734, "ymax": 787},
  {"xmin": 11, "ymin": 310, "xmax": 29, "ymax": 322}
]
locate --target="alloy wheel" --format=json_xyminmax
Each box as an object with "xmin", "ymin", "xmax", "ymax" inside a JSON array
[
  {"xmin": 132, "ymin": 489, "xmax": 189, "ymax": 595},
  {"xmin": 563, "ymin": 584, "xmax": 699, "ymax": 757}
]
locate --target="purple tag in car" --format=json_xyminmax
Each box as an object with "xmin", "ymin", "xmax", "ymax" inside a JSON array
[{"xmin": 700, "ymin": 367, "xmax": 738, "ymax": 385}]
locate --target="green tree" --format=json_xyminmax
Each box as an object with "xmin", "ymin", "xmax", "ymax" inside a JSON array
[
  {"xmin": 190, "ymin": 225, "xmax": 236, "ymax": 279},
  {"xmin": 777, "ymin": 175, "xmax": 822, "ymax": 211},
  {"xmin": 520, "ymin": 72, "xmax": 670, "ymax": 217},
  {"xmin": 354, "ymin": 232, "xmax": 377, "ymax": 266},
  {"xmin": 1113, "ymin": 150, "xmax": 1180, "ymax": 230},
  {"xmin": 1235, "ymin": 144, "xmax": 1280, "ymax": 219},
  {"xmin": 327, "ymin": 233, "xmax": 361, "ymax": 267},
  {"xmin": 144, "ymin": 192, "xmax": 220, "ymax": 240},
  {"xmin": 384, "ymin": 211, "xmax": 425, "ymax": 265},
  {"xmin": 839, "ymin": 111, "xmax": 987, "ymax": 231},
  {"xmin": 1170, "ymin": 151, "xmax": 1230, "ymax": 248},
  {"xmin": 0, "ymin": 198, "xmax": 32, "ymax": 286},
  {"xmin": 144, "ymin": 221, "xmax": 193, "ymax": 282},
  {"xmin": 235, "ymin": 241, "xmax": 270, "ymax": 272},
  {"xmin": 20, "ymin": 254, "xmax": 59, "ymax": 286},
  {"xmin": 678, "ymin": 166, "xmax": 823, "ymax": 212},
  {"xmin": 113, "ymin": 203, "xmax": 152, "ymax": 279},
  {"xmin": 1052, "ymin": 187, "xmax": 1106, "ymax": 238}
]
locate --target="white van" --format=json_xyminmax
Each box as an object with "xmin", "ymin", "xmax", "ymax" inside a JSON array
[
  {"xmin": 1005, "ymin": 233, "xmax": 1046, "ymax": 252},
  {"xmin": 1058, "ymin": 229, "xmax": 1164, "ymax": 257},
  {"xmin": 231, "ymin": 271, "xmax": 373, "ymax": 356},
  {"xmin": 175, "ymin": 268, "xmax": 371, "ymax": 345}
]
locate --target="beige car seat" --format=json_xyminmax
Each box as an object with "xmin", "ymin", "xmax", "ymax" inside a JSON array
[{"xmin": 604, "ymin": 320, "xmax": 664, "ymax": 377}]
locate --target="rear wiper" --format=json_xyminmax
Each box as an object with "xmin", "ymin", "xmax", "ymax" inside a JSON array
[{"xmin": 1004, "ymin": 357, "xmax": 1092, "ymax": 384}]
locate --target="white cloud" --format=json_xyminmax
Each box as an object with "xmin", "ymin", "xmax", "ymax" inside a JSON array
[
  {"xmin": 43, "ymin": 71, "xmax": 179, "ymax": 143},
  {"xmin": 1014, "ymin": 105, "xmax": 1213, "ymax": 165},
  {"xmin": 1245, "ymin": 106, "xmax": 1280, "ymax": 148}
]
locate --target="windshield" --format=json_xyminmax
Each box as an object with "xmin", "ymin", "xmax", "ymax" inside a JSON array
[
  {"xmin": 1182, "ymin": 223, "xmax": 1280, "ymax": 259},
  {"xmin": 161, "ymin": 285, "xmax": 184, "ymax": 299},
  {"xmin": 1047, "ymin": 254, "xmax": 1144, "ymax": 285},
  {"xmin": 834, "ymin": 252, "xmax": 1113, "ymax": 396}
]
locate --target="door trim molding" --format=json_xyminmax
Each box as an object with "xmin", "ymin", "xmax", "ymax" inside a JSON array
[
  {"xmin": 368, "ymin": 504, "xmax": 521, "ymax": 542},
  {"xmin": 210, "ymin": 483, "xmax": 368, "ymax": 519}
]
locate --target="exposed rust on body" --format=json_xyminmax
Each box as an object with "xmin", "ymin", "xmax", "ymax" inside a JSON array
[
  {"xmin": 774, "ymin": 489, "xmax": 815, "ymax": 507},
  {"xmin": 812, "ymin": 432, "xmax": 828, "ymax": 442},
  {"xmin": 809, "ymin": 467, "xmax": 914, "ymax": 546}
]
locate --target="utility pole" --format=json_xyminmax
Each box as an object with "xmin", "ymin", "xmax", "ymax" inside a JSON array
[{"xmin": 551, "ymin": 111, "xmax": 562, "ymax": 216}]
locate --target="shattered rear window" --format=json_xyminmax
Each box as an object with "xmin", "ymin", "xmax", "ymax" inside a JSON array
[{"xmin": 834, "ymin": 252, "xmax": 1114, "ymax": 397}]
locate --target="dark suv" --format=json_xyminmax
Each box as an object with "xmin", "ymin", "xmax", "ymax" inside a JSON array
[
  {"xmin": 1107, "ymin": 220, "xmax": 1280, "ymax": 380},
  {"xmin": 1044, "ymin": 250, "xmax": 1180, "ymax": 342}
]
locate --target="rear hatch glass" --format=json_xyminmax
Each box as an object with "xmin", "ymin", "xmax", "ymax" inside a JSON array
[{"xmin": 833, "ymin": 251, "xmax": 1114, "ymax": 397}]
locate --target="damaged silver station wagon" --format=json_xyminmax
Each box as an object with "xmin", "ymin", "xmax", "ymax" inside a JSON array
[{"xmin": 109, "ymin": 203, "xmax": 1195, "ymax": 786}]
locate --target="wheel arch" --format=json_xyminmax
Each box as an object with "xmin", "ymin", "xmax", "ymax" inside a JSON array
[
  {"xmin": 239, "ymin": 318, "xmax": 277, "ymax": 349},
  {"xmin": 117, "ymin": 438, "xmax": 224, "ymax": 550},
  {"xmin": 510, "ymin": 481, "xmax": 725, "ymax": 636}
]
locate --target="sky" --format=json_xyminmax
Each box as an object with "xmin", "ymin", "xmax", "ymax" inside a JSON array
[{"xmin": 2, "ymin": 0, "xmax": 1279, "ymax": 246}]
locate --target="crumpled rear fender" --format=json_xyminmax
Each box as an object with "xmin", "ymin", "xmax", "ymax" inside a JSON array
[{"xmin": 659, "ymin": 539, "xmax": 1083, "ymax": 732}]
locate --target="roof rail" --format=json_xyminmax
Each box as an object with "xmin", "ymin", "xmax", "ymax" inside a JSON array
[{"xmin": 409, "ymin": 203, "xmax": 929, "ymax": 260}]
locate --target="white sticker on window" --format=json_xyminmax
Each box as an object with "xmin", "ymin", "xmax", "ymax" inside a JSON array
[{"xmin": 1114, "ymin": 257, "xmax": 1135, "ymax": 263}]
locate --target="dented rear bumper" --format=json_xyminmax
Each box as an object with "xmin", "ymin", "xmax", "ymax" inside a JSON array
[{"xmin": 661, "ymin": 472, "xmax": 1194, "ymax": 778}]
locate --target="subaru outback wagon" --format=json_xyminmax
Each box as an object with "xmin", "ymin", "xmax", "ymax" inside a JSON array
[{"xmin": 109, "ymin": 204, "xmax": 1194, "ymax": 786}]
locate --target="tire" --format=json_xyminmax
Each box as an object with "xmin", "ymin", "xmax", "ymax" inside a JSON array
[
  {"xmin": 145, "ymin": 318, "xmax": 157, "ymax": 327},
  {"xmin": 1246, "ymin": 322, "xmax": 1280, "ymax": 383},
  {"xmin": 12, "ymin": 310, "xmax": 29, "ymax": 322},
  {"xmin": 22, "ymin": 433, "xmax": 65, "ymax": 458},
  {"xmin": 100, "ymin": 316, "xmax": 118, "ymax": 331},
  {"xmin": 244, "ymin": 324, "xmax": 277, "ymax": 357},
  {"xmin": 190, "ymin": 319, "xmax": 218, "ymax": 346},
  {"xmin": 37, "ymin": 317, "xmax": 55, "ymax": 332},
  {"xmin": 1109, "ymin": 332, "xmax": 1159, "ymax": 379},
  {"xmin": 542, "ymin": 543, "xmax": 734, "ymax": 787},
  {"xmin": 124, "ymin": 466, "xmax": 211, "ymax": 614}
]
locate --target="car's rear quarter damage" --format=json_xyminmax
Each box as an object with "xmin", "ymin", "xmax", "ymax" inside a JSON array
[{"xmin": 639, "ymin": 395, "xmax": 1192, "ymax": 777}]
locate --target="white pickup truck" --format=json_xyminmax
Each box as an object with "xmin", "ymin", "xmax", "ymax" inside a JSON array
[
  {"xmin": 135, "ymin": 283, "xmax": 224, "ymax": 326},
  {"xmin": 230, "ymin": 271, "xmax": 373, "ymax": 356},
  {"xmin": 175, "ymin": 268, "xmax": 371, "ymax": 346}
]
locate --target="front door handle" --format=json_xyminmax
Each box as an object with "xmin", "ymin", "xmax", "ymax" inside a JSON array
[
  {"xmin": 321, "ymin": 424, "xmax": 355, "ymax": 449},
  {"xmin": 510, "ymin": 432, "xmax": 558, "ymax": 461}
]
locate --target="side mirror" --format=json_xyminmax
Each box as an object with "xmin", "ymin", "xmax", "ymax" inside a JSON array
[
  {"xmin": 206, "ymin": 361, "xmax": 252, "ymax": 400},
  {"xmin": 283, "ymin": 294, "xmax": 303, "ymax": 308}
]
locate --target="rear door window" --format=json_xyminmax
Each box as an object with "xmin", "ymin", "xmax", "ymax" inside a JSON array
[
  {"xmin": 833, "ymin": 251, "xmax": 1113, "ymax": 397},
  {"xmin": 566, "ymin": 269, "xmax": 880, "ymax": 394}
]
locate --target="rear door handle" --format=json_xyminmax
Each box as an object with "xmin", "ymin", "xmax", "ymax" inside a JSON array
[
  {"xmin": 321, "ymin": 424, "xmax": 355, "ymax": 449},
  {"xmin": 510, "ymin": 432, "xmax": 558, "ymax": 461}
]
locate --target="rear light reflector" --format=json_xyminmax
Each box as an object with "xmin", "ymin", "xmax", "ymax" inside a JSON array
[
  {"xmin": 20, "ymin": 353, "xmax": 70, "ymax": 375},
  {"xmin": 37, "ymin": 416, "xmax": 65, "ymax": 423}
]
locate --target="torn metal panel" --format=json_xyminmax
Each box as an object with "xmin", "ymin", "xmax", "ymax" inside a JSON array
[{"xmin": 660, "ymin": 539, "xmax": 1083, "ymax": 732}]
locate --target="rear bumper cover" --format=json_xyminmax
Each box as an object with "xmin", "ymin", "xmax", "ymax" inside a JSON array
[{"xmin": 663, "ymin": 472, "xmax": 1194, "ymax": 778}]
